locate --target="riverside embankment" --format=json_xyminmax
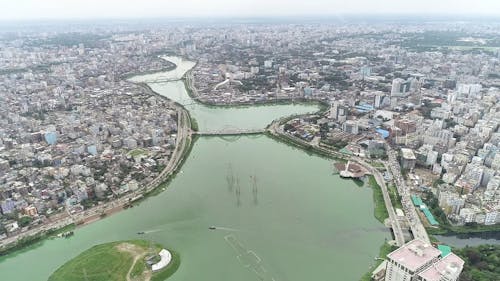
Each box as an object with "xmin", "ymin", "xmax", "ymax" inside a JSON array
[{"xmin": 0, "ymin": 56, "xmax": 389, "ymax": 281}]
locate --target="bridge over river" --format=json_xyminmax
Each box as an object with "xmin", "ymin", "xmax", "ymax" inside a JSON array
[{"xmin": 195, "ymin": 128, "xmax": 265, "ymax": 136}]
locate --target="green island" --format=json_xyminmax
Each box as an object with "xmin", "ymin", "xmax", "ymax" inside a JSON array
[{"xmin": 48, "ymin": 240, "xmax": 180, "ymax": 281}]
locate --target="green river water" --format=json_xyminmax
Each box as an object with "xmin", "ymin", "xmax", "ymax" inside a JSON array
[{"xmin": 0, "ymin": 57, "xmax": 389, "ymax": 281}]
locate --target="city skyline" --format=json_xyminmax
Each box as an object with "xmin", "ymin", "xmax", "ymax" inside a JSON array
[{"xmin": 1, "ymin": 0, "xmax": 500, "ymax": 21}]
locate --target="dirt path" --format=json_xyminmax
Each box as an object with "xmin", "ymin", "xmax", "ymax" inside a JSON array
[{"xmin": 116, "ymin": 243, "xmax": 151, "ymax": 281}]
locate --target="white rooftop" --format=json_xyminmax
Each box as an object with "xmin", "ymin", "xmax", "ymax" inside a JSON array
[
  {"xmin": 417, "ymin": 253, "xmax": 464, "ymax": 281},
  {"xmin": 387, "ymin": 239, "xmax": 441, "ymax": 272},
  {"xmin": 401, "ymin": 148, "xmax": 416, "ymax": 160}
]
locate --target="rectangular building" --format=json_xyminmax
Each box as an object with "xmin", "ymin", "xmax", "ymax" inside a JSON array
[
  {"xmin": 385, "ymin": 239, "xmax": 441, "ymax": 281},
  {"xmin": 401, "ymin": 148, "xmax": 416, "ymax": 171},
  {"xmin": 416, "ymin": 253, "xmax": 464, "ymax": 281}
]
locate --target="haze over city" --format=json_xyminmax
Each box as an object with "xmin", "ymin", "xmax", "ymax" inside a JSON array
[
  {"xmin": 0, "ymin": 1, "xmax": 499, "ymax": 281},
  {"xmin": 1, "ymin": 0, "xmax": 500, "ymax": 20}
]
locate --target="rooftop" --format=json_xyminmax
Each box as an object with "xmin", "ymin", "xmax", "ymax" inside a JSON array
[
  {"xmin": 422, "ymin": 207, "xmax": 439, "ymax": 226},
  {"xmin": 417, "ymin": 253, "xmax": 464, "ymax": 281},
  {"xmin": 437, "ymin": 245, "xmax": 452, "ymax": 258},
  {"xmin": 387, "ymin": 239, "xmax": 441, "ymax": 272},
  {"xmin": 401, "ymin": 148, "xmax": 417, "ymax": 160},
  {"xmin": 376, "ymin": 128, "xmax": 390, "ymax": 139},
  {"xmin": 411, "ymin": 195, "xmax": 424, "ymax": 207}
]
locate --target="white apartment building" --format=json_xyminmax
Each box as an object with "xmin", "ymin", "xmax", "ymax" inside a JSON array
[
  {"xmin": 384, "ymin": 239, "xmax": 465, "ymax": 281},
  {"xmin": 415, "ymin": 253, "xmax": 464, "ymax": 281},
  {"xmin": 384, "ymin": 240, "xmax": 441, "ymax": 281}
]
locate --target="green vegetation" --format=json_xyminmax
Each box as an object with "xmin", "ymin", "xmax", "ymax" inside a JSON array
[
  {"xmin": 18, "ymin": 216, "xmax": 33, "ymax": 227},
  {"xmin": 48, "ymin": 240, "xmax": 179, "ymax": 281},
  {"xmin": 0, "ymin": 223, "xmax": 75, "ymax": 257},
  {"xmin": 427, "ymin": 223, "xmax": 500, "ymax": 236},
  {"xmin": 320, "ymin": 139, "xmax": 348, "ymax": 150},
  {"xmin": 128, "ymin": 148, "xmax": 148, "ymax": 157},
  {"xmin": 27, "ymin": 33, "xmax": 108, "ymax": 48},
  {"xmin": 190, "ymin": 117, "xmax": 199, "ymax": 131},
  {"xmin": 388, "ymin": 184, "xmax": 402, "ymax": 210},
  {"xmin": 130, "ymin": 256, "xmax": 146, "ymax": 279},
  {"xmin": 49, "ymin": 242, "xmax": 133, "ymax": 281},
  {"xmin": 455, "ymin": 244, "xmax": 500, "ymax": 281},
  {"xmin": 359, "ymin": 243, "xmax": 398, "ymax": 281},
  {"xmin": 401, "ymin": 31, "xmax": 500, "ymax": 53},
  {"xmin": 264, "ymin": 131, "xmax": 346, "ymax": 162},
  {"xmin": 368, "ymin": 176, "xmax": 389, "ymax": 224}
]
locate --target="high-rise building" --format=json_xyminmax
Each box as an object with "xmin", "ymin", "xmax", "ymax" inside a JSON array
[
  {"xmin": 361, "ymin": 66, "xmax": 371, "ymax": 79},
  {"xmin": 374, "ymin": 92, "xmax": 385, "ymax": 108},
  {"xmin": 391, "ymin": 78, "xmax": 406, "ymax": 96},
  {"xmin": 342, "ymin": 120, "xmax": 359, "ymax": 135},
  {"xmin": 401, "ymin": 148, "xmax": 417, "ymax": 171},
  {"xmin": 384, "ymin": 239, "xmax": 464, "ymax": 281},
  {"xmin": 330, "ymin": 101, "xmax": 347, "ymax": 123}
]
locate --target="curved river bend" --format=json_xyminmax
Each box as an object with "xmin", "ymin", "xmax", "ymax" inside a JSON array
[{"xmin": 0, "ymin": 57, "xmax": 389, "ymax": 281}]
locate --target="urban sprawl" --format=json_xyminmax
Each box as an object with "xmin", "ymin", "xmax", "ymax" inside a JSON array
[{"xmin": 1, "ymin": 20, "xmax": 500, "ymax": 281}]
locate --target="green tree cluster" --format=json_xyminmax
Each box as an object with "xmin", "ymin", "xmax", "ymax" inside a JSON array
[{"xmin": 456, "ymin": 245, "xmax": 500, "ymax": 281}]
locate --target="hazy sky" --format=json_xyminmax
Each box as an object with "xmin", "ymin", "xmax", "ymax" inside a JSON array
[{"xmin": 1, "ymin": 0, "xmax": 500, "ymax": 20}]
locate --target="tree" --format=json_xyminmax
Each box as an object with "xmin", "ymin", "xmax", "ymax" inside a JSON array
[{"xmin": 18, "ymin": 216, "xmax": 33, "ymax": 227}]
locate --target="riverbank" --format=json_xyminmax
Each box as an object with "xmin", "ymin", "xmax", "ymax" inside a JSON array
[
  {"xmin": 182, "ymin": 66, "xmax": 330, "ymax": 112},
  {"xmin": 120, "ymin": 55, "xmax": 177, "ymax": 80},
  {"xmin": 264, "ymin": 119, "xmax": 395, "ymax": 225},
  {"xmin": 359, "ymin": 243, "xmax": 398, "ymax": 281},
  {"xmin": 265, "ymin": 117, "xmax": 400, "ymax": 281},
  {"xmin": 0, "ymin": 59, "xmax": 195, "ymax": 257},
  {"xmin": 427, "ymin": 224, "xmax": 500, "ymax": 236},
  {"xmin": 0, "ymin": 223, "xmax": 75, "ymax": 257},
  {"xmin": 0, "ymin": 56, "xmax": 387, "ymax": 281}
]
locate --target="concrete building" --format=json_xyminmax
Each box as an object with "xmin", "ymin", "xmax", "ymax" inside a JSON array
[
  {"xmin": 384, "ymin": 240, "xmax": 464, "ymax": 281},
  {"xmin": 391, "ymin": 78, "xmax": 408, "ymax": 96},
  {"xmin": 330, "ymin": 100, "xmax": 348, "ymax": 123},
  {"xmin": 401, "ymin": 148, "xmax": 417, "ymax": 171},
  {"xmin": 484, "ymin": 210, "xmax": 498, "ymax": 225},
  {"xmin": 416, "ymin": 253, "xmax": 464, "ymax": 281},
  {"xmin": 342, "ymin": 120, "xmax": 359, "ymax": 135},
  {"xmin": 374, "ymin": 92, "xmax": 385, "ymax": 108},
  {"xmin": 384, "ymin": 239, "xmax": 441, "ymax": 281}
]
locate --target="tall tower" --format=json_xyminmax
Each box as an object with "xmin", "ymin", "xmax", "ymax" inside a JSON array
[{"xmin": 374, "ymin": 92, "xmax": 385, "ymax": 109}]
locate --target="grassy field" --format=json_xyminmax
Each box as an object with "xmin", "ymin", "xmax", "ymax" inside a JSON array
[
  {"xmin": 368, "ymin": 176, "xmax": 389, "ymax": 224},
  {"xmin": 128, "ymin": 148, "xmax": 148, "ymax": 158},
  {"xmin": 48, "ymin": 240, "xmax": 179, "ymax": 281}
]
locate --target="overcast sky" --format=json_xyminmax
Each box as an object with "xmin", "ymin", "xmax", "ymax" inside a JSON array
[{"xmin": 1, "ymin": 0, "xmax": 500, "ymax": 21}]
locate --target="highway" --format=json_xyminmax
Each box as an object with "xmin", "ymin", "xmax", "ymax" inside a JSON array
[
  {"xmin": 386, "ymin": 149, "xmax": 430, "ymax": 243},
  {"xmin": 356, "ymin": 159, "xmax": 406, "ymax": 246}
]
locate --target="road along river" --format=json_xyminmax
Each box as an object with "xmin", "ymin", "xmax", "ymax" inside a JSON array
[{"xmin": 0, "ymin": 57, "xmax": 389, "ymax": 281}]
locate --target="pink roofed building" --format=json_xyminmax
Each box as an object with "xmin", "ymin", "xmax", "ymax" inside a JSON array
[
  {"xmin": 385, "ymin": 239, "xmax": 441, "ymax": 281},
  {"xmin": 416, "ymin": 253, "xmax": 464, "ymax": 281}
]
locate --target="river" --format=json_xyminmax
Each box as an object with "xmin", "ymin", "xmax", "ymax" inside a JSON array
[
  {"xmin": 435, "ymin": 234, "xmax": 500, "ymax": 248},
  {"xmin": 0, "ymin": 56, "xmax": 389, "ymax": 281}
]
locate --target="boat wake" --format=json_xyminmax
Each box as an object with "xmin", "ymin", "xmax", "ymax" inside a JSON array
[
  {"xmin": 138, "ymin": 229, "xmax": 162, "ymax": 234},
  {"xmin": 210, "ymin": 226, "xmax": 240, "ymax": 232}
]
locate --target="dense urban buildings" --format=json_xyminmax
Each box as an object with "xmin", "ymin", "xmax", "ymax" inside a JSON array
[{"xmin": 1, "ymin": 16, "xmax": 499, "ymax": 280}]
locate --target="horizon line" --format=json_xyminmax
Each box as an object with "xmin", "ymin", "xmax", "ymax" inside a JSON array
[{"xmin": 1, "ymin": 13, "xmax": 500, "ymax": 23}]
